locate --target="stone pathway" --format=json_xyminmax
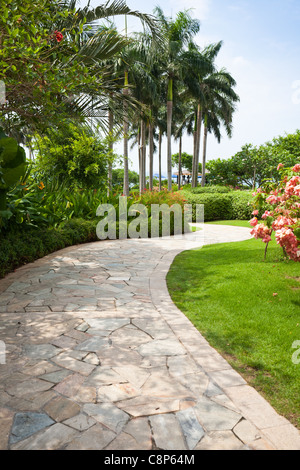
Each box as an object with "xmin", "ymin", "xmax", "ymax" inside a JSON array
[{"xmin": 0, "ymin": 224, "xmax": 299, "ymax": 450}]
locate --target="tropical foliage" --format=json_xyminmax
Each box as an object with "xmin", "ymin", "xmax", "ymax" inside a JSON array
[{"xmin": 250, "ymin": 162, "xmax": 300, "ymax": 262}]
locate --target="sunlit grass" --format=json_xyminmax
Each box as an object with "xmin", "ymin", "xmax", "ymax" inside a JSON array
[{"xmin": 167, "ymin": 222, "xmax": 300, "ymax": 428}]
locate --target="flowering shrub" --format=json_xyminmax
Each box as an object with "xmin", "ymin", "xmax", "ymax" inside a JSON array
[{"xmin": 250, "ymin": 163, "xmax": 300, "ymax": 261}]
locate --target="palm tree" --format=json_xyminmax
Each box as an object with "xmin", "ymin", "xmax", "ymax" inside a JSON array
[
  {"xmin": 181, "ymin": 41, "xmax": 239, "ymax": 187},
  {"xmin": 199, "ymin": 68, "xmax": 239, "ymax": 186},
  {"xmin": 153, "ymin": 7, "xmax": 201, "ymax": 191}
]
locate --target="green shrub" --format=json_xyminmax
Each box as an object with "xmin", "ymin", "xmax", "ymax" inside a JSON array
[
  {"xmin": 183, "ymin": 191, "xmax": 255, "ymax": 222},
  {"xmin": 230, "ymin": 191, "xmax": 254, "ymax": 220},
  {"xmin": 0, "ymin": 219, "xmax": 98, "ymax": 278},
  {"xmin": 183, "ymin": 185, "xmax": 232, "ymax": 194}
]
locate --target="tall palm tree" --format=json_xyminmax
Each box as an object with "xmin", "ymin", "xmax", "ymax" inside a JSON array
[
  {"xmin": 153, "ymin": 7, "xmax": 201, "ymax": 191},
  {"xmin": 199, "ymin": 69, "xmax": 239, "ymax": 186},
  {"xmin": 182, "ymin": 42, "xmax": 239, "ymax": 187}
]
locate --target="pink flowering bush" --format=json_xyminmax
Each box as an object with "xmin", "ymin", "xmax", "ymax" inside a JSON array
[{"xmin": 250, "ymin": 162, "xmax": 300, "ymax": 261}]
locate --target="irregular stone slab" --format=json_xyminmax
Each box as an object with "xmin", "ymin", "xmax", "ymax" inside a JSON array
[
  {"xmin": 52, "ymin": 352, "xmax": 96, "ymax": 376},
  {"xmin": 112, "ymin": 365, "xmax": 150, "ymax": 389},
  {"xmin": 205, "ymin": 380, "xmax": 223, "ymax": 397},
  {"xmin": 53, "ymin": 373, "xmax": 86, "ymax": 398},
  {"xmin": 85, "ymin": 318, "xmax": 130, "ymax": 331},
  {"xmin": 63, "ymin": 414, "xmax": 96, "ymax": 431},
  {"xmin": 6, "ymin": 391, "xmax": 56, "ymax": 413},
  {"xmin": 132, "ymin": 318, "xmax": 172, "ymax": 340},
  {"xmin": 84, "ymin": 353, "xmax": 100, "ymax": 365},
  {"xmin": 66, "ymin": 424, "xmax": 116, "ymax": 450},
  {"xmin": 9, "ymin": 412, "xmax": 55, "ymax": 444},
  {"xmin": 72, "ymin": 385, "xmax": 97, "ymax": 404},
  {"xmin": 11, "ymin": 423, "xmax": 78, "ymax": 450},
  {"xmin": 44, "ymin": 396, "xmax": 80, "ymax": 422},
  {"xmin": 6, "ymin": 378, "xmax": 54, "ymax": 398},
  {"xmin": 195, "ymin": 430, "xmax": 246, "ymax": 450},
  {"xmin": 51, "ymin": 335, "xmax": 78, "ymax": 350},
  {"xmin": 138, "ymin": 339, "xmax": 186, "ymax": 356},
  {"xmin": 117, "ymin": 396, "xmax": 181, "ymax": 417},
  {"xmin": 83, "ymin": 403, "xmax": 130, "ymax": 434},
  {"xmin": 194, "ymin": 396, "xmax": 242, "ymax": 431},
  {"xmin": 233, "ymin": 419, "xmax": 261, "ymax": 444},
  {"xmin": 23, "ymin": 344, "xmax": 60, "ymax": 360},
  {"xmin": 176, "ymin": 407, "xmax": 205, "ymax": 450},
  {"xmin": 150, "ymin": 414, "xmax": 187, "ymax": 450},
  {"xmin": 23, "ymin": 361, "xmax": 61, "ymax": 377},
  {"xmin": 142, "ymin": 372, "xmax": 193, "ymax": 399},
  {"xmin": 99, "ymin": 345, "xmax": 143, "ymax": 367},
  {"xmin": 84, "ymin": 367, "xmax": 125, "ymax": 387},
  {"xmin": 211, "ymin": 394, "xmax": 241, "ymax": 413},
  {"xmin": 167, "ymin": 355, "xmax": 198, "ymax": 377},
  {"xmin": 0, "ymin": 408, "xmax": 15, "ymax": 450},
  {"xmin": 39, "ymin": 369, "xmax": 72, "ymax": 384},
  {"xmin": 123, "ymin": 417, "xmax": 152, "ymax": 450},
  {"xmin": 75, "ymin": 337, "xmax": 109, "ymax": 352},
  {"xmin": 110, "ymin": 328, "xmax": 152, "ymax": 348},
  {"xmin": 177, "ymin": 372, "xmax": 209, "ymax": 397},
  {"xmin": 105, "ymin": 432, "xmax": 142, "ymax": 450},
  {"xmin": 98, "ymin": 383, "xmax": 140, "ymax": 403}
]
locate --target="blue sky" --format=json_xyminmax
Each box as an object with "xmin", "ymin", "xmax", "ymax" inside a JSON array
[{"xmin": 85, "ymin": 0, "xmax": 300, "ymax": 173}]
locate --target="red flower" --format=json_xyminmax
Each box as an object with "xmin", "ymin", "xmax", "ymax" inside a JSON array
[{"xmin": 54, "ymin": 31, "xmax": 63, "ymax": 43}]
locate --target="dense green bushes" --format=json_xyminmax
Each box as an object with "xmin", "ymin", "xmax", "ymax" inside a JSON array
[
  {"xmin": 0, "ymin": 219, "xmax": 99, "ymax": 278},
  {"xmin": 183, "ymin": 185, "xmax": 232, "ymax": 194},
  {"xmin": 183, "ymin": 190, "xmax": 254, "ymax": 222}
]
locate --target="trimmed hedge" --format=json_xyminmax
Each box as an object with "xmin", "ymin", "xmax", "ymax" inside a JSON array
[
  {"xmin": 0, "ymin": 219, "xmax": 98, "ymax": 279},
  {"xmin": 183, "ymin": 185, "xmax": 232, "ymax": 194},
  {"xmin": 0, "ymin": 211, "xmax": 191, "ymax": 279},
  {"xmin": 183, "ymin": 191, "xmax": 255, "ymax": 222}
]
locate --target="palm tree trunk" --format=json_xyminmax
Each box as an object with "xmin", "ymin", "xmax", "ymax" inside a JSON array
[
  {"xmin": 108, "ymin": 108, "xmax": 113, "ymax": 196},
  {"xmin": 141, "ymin": 119, "xmax": 146, "ymax": 192},
  {"xmin": 167, "ymin": 78, "xmax": 173, "ymax": 191},
  {"xmin": 158, "ymin": 129, "xmax": 162, "ymax": 191},
  {"xmin": 194, "ymin": 103, "xmax": 202, "ymax": 187},
  {"xmin": 149, "ymin": 122, "xmax": 154, "ymax": 191},
  {"xmin": 201, "ymin": 124, "xmax": 208, "ymax": 187},
  {"xmin": 138, "ymin": 126, "xmax": 142, "ymax": 195},
  {"xmin": 123, "ymin": 71, "xmax": 129, "ymax": 197},
  {"xmin": 191, "ymin": 112, "xmax": 197, "ymax": 188},
  {"xmin": 178, "ymin": 135, "xmax": 182, "ymax": 191}
]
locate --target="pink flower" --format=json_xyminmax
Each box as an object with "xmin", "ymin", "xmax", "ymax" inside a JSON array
[
  {"xmin": 262, "ymin": 210, "xmax": 271, "ymax": 220},
  {"xmin": 266, "ymin": 195, "xmax": 279, "ymax": 205},
  {"xmin": 292, "ymin": 164, "xmax": 300, "ymax": 173},
  {"xmin": 285, "ymin": 176, "xmax": 300, "ymax": 197},
  {"xmin": 249, "ymin": 217, "xmax": 258, "ymax": 227},
  {"xmin": 277, "ymin": 163, "xmax": 284, "ymax": 171},
  {"xmin": 250, "ymin": 223, "xmax": 272, "ymax": 242},
  {"xmin": 273, "ymin": 293, "xmax": 278, "ymax": 297},
  {"xmin": 252, "ymin": 210, "xmax": 259, "ymax": 216}
]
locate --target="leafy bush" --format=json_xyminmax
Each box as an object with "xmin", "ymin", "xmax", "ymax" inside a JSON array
[
  {"xmin": 183, "ymin": 190, "xmax": 255, "ymax": 222},
  {"xmin": 183, "ymin": 185, "xmax": 232, "ymax": 194},
  {"xmin": 32, "ymin": 123, "xmax": 115, "ymax": 190},
  {"xmin": 0, "ymin": 218, "xmax": 99, "ymax": 278}
]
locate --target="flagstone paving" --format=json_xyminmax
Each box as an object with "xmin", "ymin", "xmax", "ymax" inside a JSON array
[{"xmin": 0, "ymin": 225, "xmax": 299, "ymax": 450}]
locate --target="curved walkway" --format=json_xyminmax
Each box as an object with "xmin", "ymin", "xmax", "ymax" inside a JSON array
[{"xmin": 0, "ymin": 225, "xmax": 299, "ymax": 450}]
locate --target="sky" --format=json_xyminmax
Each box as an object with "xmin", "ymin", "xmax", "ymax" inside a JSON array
[{"xmin": 83, "ymin": 0, "xmax": 300, "ymax": 174}]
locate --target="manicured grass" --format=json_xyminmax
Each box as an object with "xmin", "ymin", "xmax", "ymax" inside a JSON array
[
  {"xmin": 205, "ymin": 219, "xmax": 251, "ymax": 228},
  {"xmin": 167, "ymin": 223, "xmax": 300, "ymax": 428}
]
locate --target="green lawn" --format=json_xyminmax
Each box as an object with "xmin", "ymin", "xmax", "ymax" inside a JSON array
[{"xmin": 167, "ymin": 221, "xmax": 300, "ymax": 428}]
